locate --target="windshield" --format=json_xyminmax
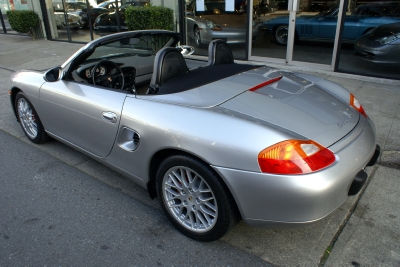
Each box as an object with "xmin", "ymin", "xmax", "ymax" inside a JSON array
[{"xmin": 85, "ymin": 34, "xmax": 174, "ymax": 61}]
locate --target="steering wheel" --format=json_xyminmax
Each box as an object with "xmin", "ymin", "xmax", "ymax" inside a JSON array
[{"xmin": 92, "ymin": 60, "xmax": 125, "ymax": 90}]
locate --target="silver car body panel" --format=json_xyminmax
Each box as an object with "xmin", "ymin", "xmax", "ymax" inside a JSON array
[
  {"xmin": 213, "ymin": 115, "xmax": 376, "ymax": 225},
  {"xmin": 105, "ymin": 95, "xmax": 299, "ymax": 179},
  {"xmin": 136, "ymin": 66, "xmax": 358, "ymax": 147},
  {"xmin": 39, "ymin": 81, "xmax": 127, "ymax": 157}
]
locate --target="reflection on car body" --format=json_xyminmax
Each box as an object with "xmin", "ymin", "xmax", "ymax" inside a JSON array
[{"xmin": 9, "ymin": 30, "xmax": 379, "ymax": 242}]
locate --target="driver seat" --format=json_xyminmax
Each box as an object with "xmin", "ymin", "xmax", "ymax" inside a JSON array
[
  {"xmin": 147, "ymin": 47, "xmax": 189, "ymax": 94},
  {"xmin": 207, "ymin": 39, "xmax": 234, "ymax": 65}
]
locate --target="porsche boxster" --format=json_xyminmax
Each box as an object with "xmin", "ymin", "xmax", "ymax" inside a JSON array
[{"xmin": 9, "ymin": 30, "xmax": 379, "ymax": 242}]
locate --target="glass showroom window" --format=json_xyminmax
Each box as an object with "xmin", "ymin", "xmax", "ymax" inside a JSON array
[
  {"xmin": 92, "ymin": 0, "xmax": 181, "ymax": 40},
  {"xmin": 1, "ymin": 0, "xmax": 29, "ymax": 34},
  {"xmin": 185, "ymin": 0, "xmax": 249, "ymax": 60},
  {"xmin": 336, "ymin": 0, "xmax": 400, "ymax": 79},
  {"xmin": 251, "ymin": 0, "xmax": 339, "ymax": 67},
  {"xmin": 47, "ymin": 0, "xmax": 95, "ymax": 42},
  {"xmin": 251, "ymin": 0, "xmax": 289, "ymax": 62}
]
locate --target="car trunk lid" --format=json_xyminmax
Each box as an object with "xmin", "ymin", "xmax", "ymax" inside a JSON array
[{"xmin": 219, "ymin": 69, "xmax": 360, "ymax": 147}]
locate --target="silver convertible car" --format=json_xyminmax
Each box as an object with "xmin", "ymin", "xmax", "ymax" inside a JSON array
[{"xmin": 9, "ymin": 30, "xmax": 380, "ymax": 242}]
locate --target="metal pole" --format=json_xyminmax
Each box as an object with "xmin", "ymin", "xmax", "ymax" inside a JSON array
[
  {"xmin": 116, "ymin": 0, "xmax": 121, "ymax": 32},
  {"xmin": 86, "ymin": 0, "xmax": 94, "ymax": 40},
  {"xmin": 0, "ymin": 8, "xmax": 7, "ymax": 34}
]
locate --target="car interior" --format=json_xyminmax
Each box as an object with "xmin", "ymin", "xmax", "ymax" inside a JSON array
[{"xmin": 63, "ymin": 33, "xmax": 259, "ymax": 96}]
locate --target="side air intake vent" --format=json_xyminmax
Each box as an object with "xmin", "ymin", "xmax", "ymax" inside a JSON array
[
  {"xmin": 117, "ymin": 127, "xmax": 141, "ymax": 152},
  {"xmin": 133, "ymin": 132, "xmax": 140, "ymax": 147}
]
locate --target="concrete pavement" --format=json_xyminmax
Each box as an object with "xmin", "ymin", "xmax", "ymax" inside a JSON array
[{"xmin": 0, "ymin": 33, "xmax": 399, "ymax": 266}]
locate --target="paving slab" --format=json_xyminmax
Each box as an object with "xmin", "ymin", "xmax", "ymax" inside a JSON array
[
  {"xmin": 326, "ymin": 75, "xmax": 363, "ymax": 93},
  {"xmin": 354, "ymin": 84, "xmax": 400, "ymax": 118},
  {"xmin": 326, "ymin": 166, "xmax": 400, "ymax": 267}
]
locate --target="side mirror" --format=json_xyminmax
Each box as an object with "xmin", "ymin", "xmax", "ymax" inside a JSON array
[
  {"xmin": 177, "ymin": 45, "xmax": 195, "ymax": 56},
  {"xmin": 44, "ymin": 67, "xmax": 62, "ymax": 82},
  {"xmin": 186, "ymin": 11, "xmax": 194, "ymax": 16}
]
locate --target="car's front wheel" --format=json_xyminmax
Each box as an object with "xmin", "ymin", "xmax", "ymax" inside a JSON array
[
  {"xmin": 156, "ymin": 155, "xmax": 239, "ymax": 241},
  {"xmin": 274, "ymin": 25, "xmax": 288, "ymax": 45},
  {"xmin": 15, "ymin": 92, "xmax": 48, "ymax": 144}
]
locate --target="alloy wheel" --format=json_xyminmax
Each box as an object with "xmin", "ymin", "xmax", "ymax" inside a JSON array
[
  {"xmin": 162, "ymin": 166, "xmax": 218, "ymax": 232},
  {"xmin": 17, "ymin": 98, "xmax": 38, "ymax": 139}
]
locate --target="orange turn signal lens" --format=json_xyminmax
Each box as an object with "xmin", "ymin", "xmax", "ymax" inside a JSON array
[
  {"xmin": 350, "ymin": 93, "xmax": 367, "ymax": 117},
  {"xmin": 258, "ymin": 140, "xmax": 336, "ymax": 174}
]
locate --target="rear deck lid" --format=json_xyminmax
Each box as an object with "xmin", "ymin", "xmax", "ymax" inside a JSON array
[{"xmin": 220, "ymin": 70, "xmax": 359, "ymax": 147}]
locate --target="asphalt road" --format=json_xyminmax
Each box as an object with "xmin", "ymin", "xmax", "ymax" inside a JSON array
[{"xmin": 0, "ymin": 129, "xmax": 271, "ymax": 266}]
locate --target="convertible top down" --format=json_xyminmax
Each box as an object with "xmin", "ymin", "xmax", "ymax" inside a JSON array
[{"xmin": 9, "ymin": 30, "xmax": 379, "ymax": 241}]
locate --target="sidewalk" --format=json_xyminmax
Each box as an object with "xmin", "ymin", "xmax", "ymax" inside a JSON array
[{"xmin": 0, "ymin": 34, "xmax": 399, "ymax": 266}]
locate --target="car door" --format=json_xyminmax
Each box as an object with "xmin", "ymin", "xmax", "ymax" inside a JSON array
[{"xmin": 39, "ymin": 80, "xmax": 127, "ymax": 157}]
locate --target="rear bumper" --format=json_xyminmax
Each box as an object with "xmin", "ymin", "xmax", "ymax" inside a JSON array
[{"xmin": 212, "ymin": 117, "xmax": 377, "ymax": 227}]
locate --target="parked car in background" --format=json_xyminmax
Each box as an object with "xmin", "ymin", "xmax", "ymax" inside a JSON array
[
  {"xmin": 354, "ymin": 22, "xmax": 400, "ymax": 64},
  {"xmin": 76, "ymin": 6, "xmax": 110, "ymax": 29},
  {"xmin": 93, "ymin": 1, "xmax": 149, "ymax": 35},
  {"xmin": 186, "ymin": 0, "xmax": 259, "ymax": 47},
  {"xmin": 352, "ymin": 3, "xmax": 400, "ymax": 17},
  {"xmin": 253, "ymin": 0, "xmax": 277, "ymax": 19},
  {"xmin": 261, "ymin": 5, "xmax": 400, "ymax": 45},
  {"xmin": 96, "ymin": 0, "xmax": 120, "ymax": 10},
  {"xmin": 53, "ymin": 1, "xmax": 86, "ymax": 30},
  {"xmin": 309, "ymin": 1, "xmax": 336, "ymax": 12},
  {"xmin": 269, "ymin": 0, "xmax": 289, "ymax": 10}
]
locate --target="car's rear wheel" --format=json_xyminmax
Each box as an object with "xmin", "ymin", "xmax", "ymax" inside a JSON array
[
  {"xmin": 194, "ymin": 26, "xmax": 203, "ymax": 48},
  {"xmin": 274, "ymin": 25, "xmax": 288, "ymax": 45},
  {"xmin": 156, "ymin": 155, "xmax": 239, "ymax": 242},
  {"xmin": 15, "ymin": 92, "xmax": 48, "ymax": 144}
]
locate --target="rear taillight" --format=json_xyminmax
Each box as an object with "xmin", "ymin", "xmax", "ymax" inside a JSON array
[
  {"xmin": 258, "ymin": 140, "xmax": 336, "ymax": 175},
  {"xmin": 350, "ymin": 93, "xmax": 367, "ymax": 117}
]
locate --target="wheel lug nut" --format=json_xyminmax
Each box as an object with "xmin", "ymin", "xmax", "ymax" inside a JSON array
[
  {"xmin": 183, "ymin": 200, "xmax": 188, "ymax": 205},
  {"xmin": 192, "ymin": 205, "xmax": 196, "ymax": 211}
]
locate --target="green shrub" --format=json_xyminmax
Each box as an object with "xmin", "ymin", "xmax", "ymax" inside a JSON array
[
  {"xmin": 125, "ymin": 5, "xmax": 173, "ymax": 31},
  {"xmin": 6, "ymin": 10, "xmax": 39, "ymax": 40}
]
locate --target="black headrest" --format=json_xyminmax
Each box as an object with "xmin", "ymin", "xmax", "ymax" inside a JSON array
[
  {"xmin": 148, "ymin": 47, "xmax": 188, "ymax": 94},
  {"xmin": 207, "ymin": 39, "xmax": 234, "ymax": 65}
]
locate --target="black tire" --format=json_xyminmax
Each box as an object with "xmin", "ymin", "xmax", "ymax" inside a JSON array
[
  {"xmin": 15, "ymin": 92, "xmax": 48, "ymax": 144},
  {"xmin": 274, "ymin": 25, "xmax": 288, "ymax": 45},
  {"xmin": 156, "ymin": 155, "xmax": 239, "ymax": 242},
  {"xmin": 194, "ymin": 26, "xmax": 203, "ymax": 48}
]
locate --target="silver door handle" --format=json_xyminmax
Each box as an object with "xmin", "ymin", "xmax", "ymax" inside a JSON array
[{"xmin": 102, "ymin": 111, "xmax": 117, "ymax": 123}]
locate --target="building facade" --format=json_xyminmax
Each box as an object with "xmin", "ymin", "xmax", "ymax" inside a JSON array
[{"xmin": 1, "ymin": 0, "xmax": 400, "ymax": 79}]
